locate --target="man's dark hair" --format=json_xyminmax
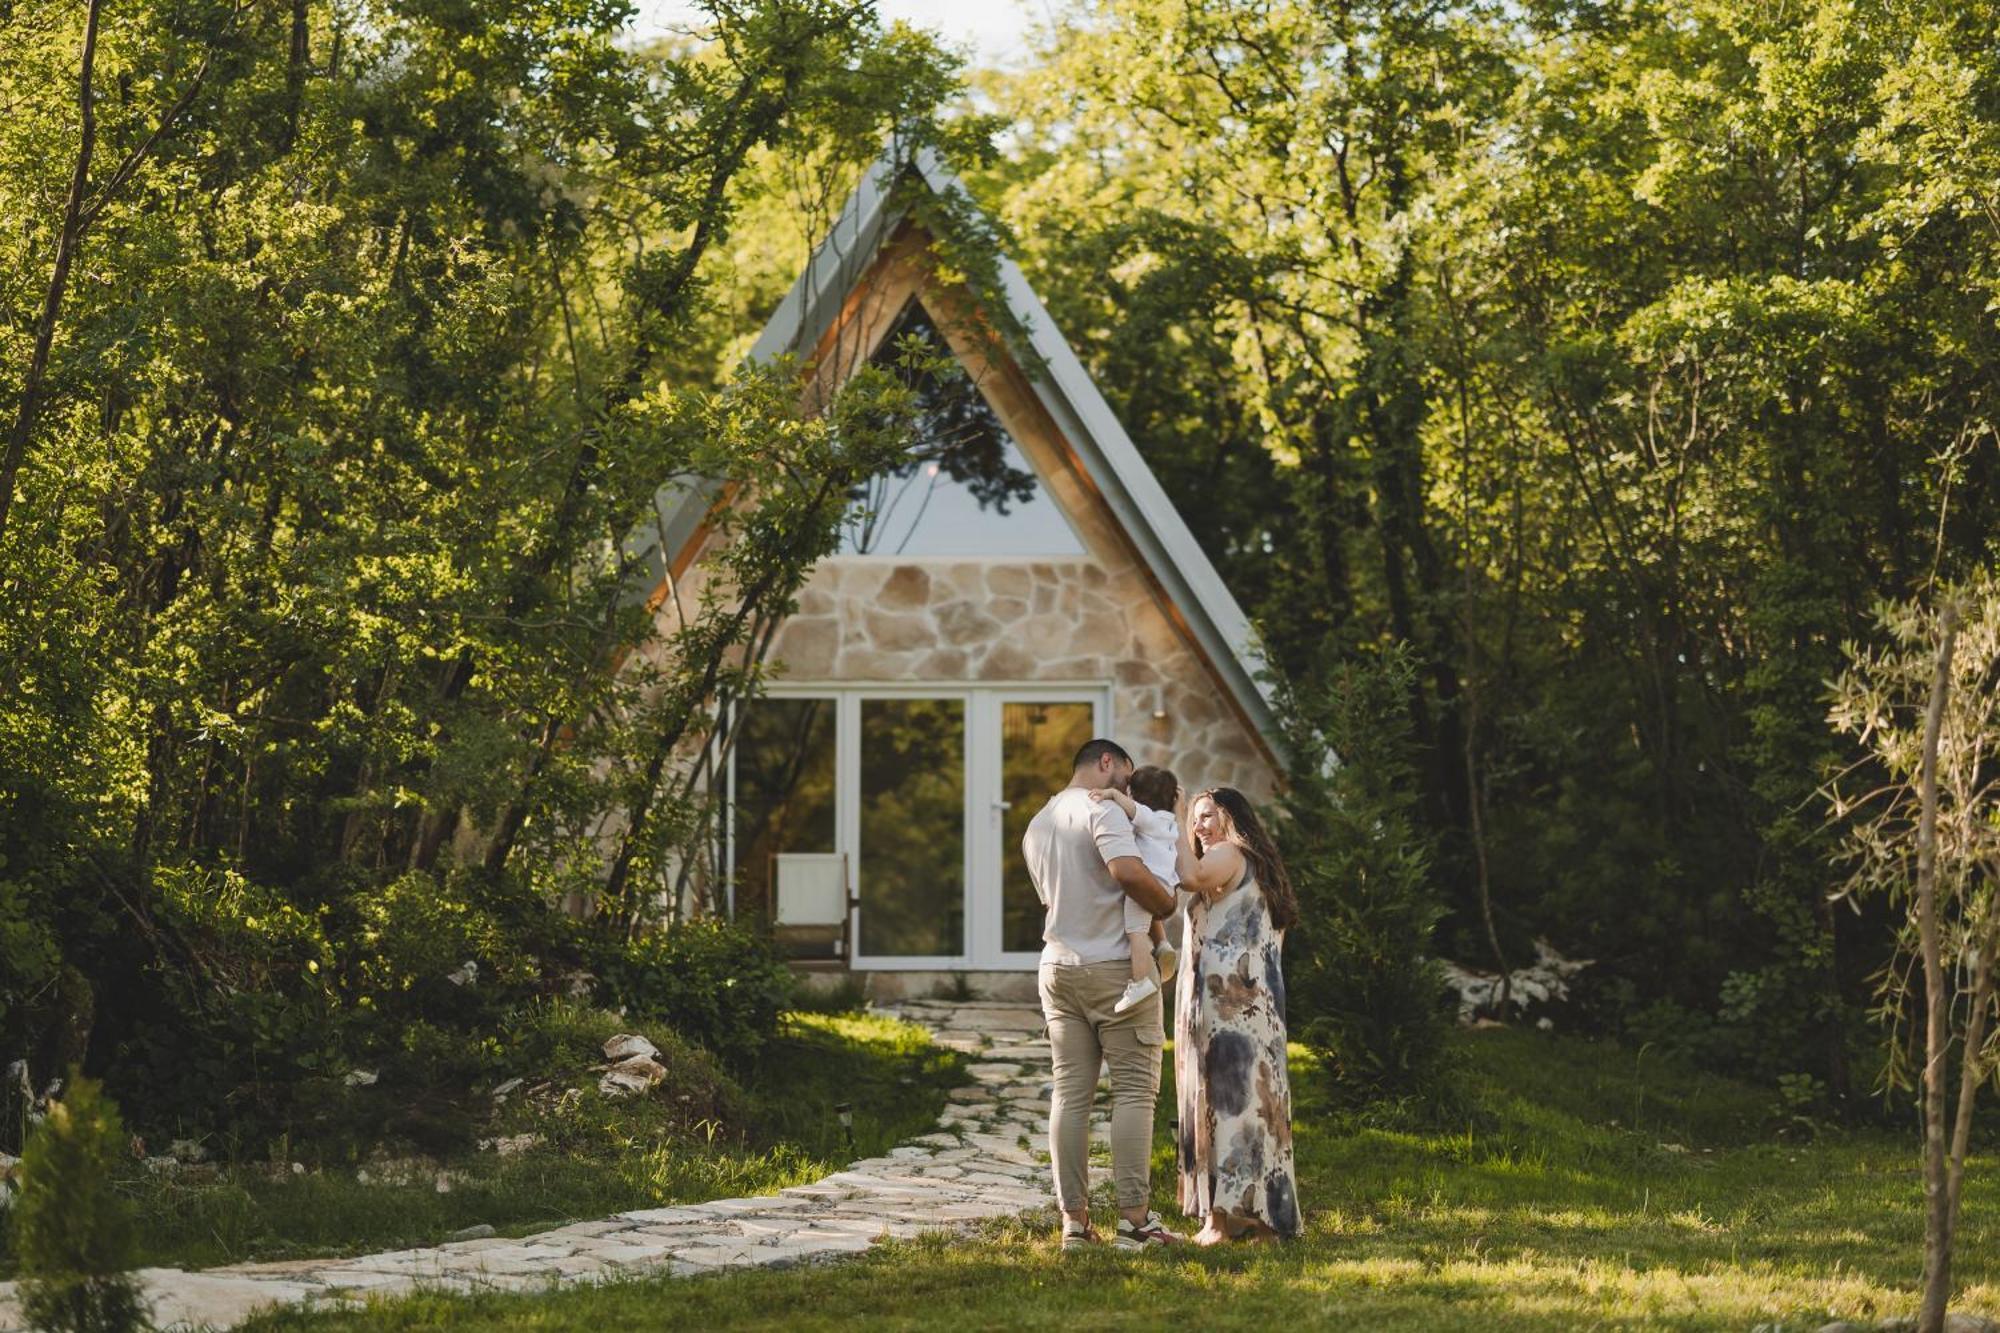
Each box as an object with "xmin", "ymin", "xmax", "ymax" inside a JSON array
[{"xmin": 1071, "ymin": 738, "xmax": 1131, "ymax": 772}]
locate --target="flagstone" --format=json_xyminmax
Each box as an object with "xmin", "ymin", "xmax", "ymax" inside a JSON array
[
  {"xmin": 614, "ymin": 1204, "xmax": 724, "ymax": 1224},
  {"xmin": 586, "ymin": 1243, "xmax": 677, "ymax": 1266},
  {"xmin": 143, "ymin": 1275, "xmax": 324, "ymax": 1331},
  {"xmin": 727, "ymin": 1215, "xmax": 813, "ymax": 1240},
  {"xmin": 541, "ymin": 1219, "xmax": 632, "ymax": 1238},
  {"xmin": 311, "ymin": 1269, "xmax": 418, "ymax": 1292}
]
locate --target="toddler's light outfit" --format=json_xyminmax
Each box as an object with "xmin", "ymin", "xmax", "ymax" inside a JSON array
[{"xmin": 1114, "ymin": 804, "xmax": 1182, "ymax": 1013}]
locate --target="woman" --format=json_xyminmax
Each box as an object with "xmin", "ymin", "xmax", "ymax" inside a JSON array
[{"xmin": 1173, "ymin": 785, "xmax": 1301, "ymax": 1244}]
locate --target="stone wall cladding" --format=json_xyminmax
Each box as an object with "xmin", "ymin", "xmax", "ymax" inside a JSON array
[{"xmin": 767, "ymin": 556, "xmax": 1276, "ymax": 800}]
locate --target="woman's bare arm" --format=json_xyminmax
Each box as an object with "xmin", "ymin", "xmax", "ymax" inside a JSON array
[{"xmin": 1179, "ymin": 841, "xmax": 1245, "ymax": 902}]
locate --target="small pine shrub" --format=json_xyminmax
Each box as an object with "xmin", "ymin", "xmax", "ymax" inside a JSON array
[
  {"xmin": 15, "ymin": 1073, "xmax": 148, "ymax": 1333},
  {"xmin": 1276, "ymin": 644, "xmax": 1461, "ymax": 1117}
]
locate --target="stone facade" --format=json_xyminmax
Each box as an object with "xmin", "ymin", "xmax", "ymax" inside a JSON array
[{"xmin": 766, "ymin": 555, "xmax": 1274, "ymax": 799}]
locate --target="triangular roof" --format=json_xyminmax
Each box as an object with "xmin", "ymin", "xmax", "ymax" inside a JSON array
[{"xmin": 623, "ymin": 148, "xmax": 1281, "ymax": 758}]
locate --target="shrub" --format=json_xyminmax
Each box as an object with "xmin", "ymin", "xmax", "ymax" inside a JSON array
[
  {"xmin": 593, "ymin": 919, "xmax": 793, "ymax": 1068},
  {"xmin": 1276, "ymin": 644, "xmax": 1460, "ymax": 1116},
  {"xmin": 116, "ymin": 865, "xmax": 344, "ymax": 1139},
  {"xmin": 347, "ymin": 867, "xmax": 565, "ymax": 1007},
  {"xmin": 501, "ymin": 1001, "xmax": 747, "ymax": 1145},
  {"xmin": 14, "ymin": 1073, "xmax": 148, "ymax": 1333}
]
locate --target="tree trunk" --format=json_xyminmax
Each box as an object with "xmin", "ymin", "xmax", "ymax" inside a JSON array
[
  {"xmin": 481, "ymin": 714, "xmax": 561, "ymax": 876},
  {"xmin": 1945, "ymin": 941, "xmax": 1994, "ymax": 1229},
  {"xmin": 1914, "ymin": 599, "xmax": 1958, "ymax": 1333},
  {"xmin": 0, "ymin": 0, "xmax": 103, "ymax": 544},
  {"xmin": 280, "ymin": 0, "xmax": 309, "ymax": 152}
]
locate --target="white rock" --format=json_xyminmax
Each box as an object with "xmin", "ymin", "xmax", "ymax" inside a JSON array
[
  {"xmin": 446, "ymin": 960, "xmax": 478, "ymax": 987},
  {"xmin": 602, "ymin": 1034, "xmax": 660, "ymax": 1063},
  {"xmin": 1437, "ymin": 939, "xmax": 1593, "ymax": 1024},
  {"xmin": 344, "ymin": 1069, "xmax": 379, "ymax": 1088},
  {"xmin": 490, "ymin": 1077, "xmax": 526, "ymax": 1099},
  {"xmin": 598, "ymin": 1059, "xmax": 666, "ymax": 1097},
  {"xmin": 477, "ymin": 1133, "xmax": 543, "ymax": 1156}
]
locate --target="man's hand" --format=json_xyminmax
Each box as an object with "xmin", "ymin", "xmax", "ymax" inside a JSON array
[{"xmin": 1107, "ymin": 855, "xmax": 1174, "ymax": 919}]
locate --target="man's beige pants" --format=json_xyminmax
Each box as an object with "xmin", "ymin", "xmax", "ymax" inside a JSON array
[{"xmin": 1037, "ymin": 957, "xmax": 1163, "ymax": 1214}]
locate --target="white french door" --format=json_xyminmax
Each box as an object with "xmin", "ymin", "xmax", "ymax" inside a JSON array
[
  {"xmin": 741, "ymin": 683, "xmax": 1106, "ymax": 969},
  {"xmin": 968, "ymin": 690, "xmax": 1103, "ymax": 969}
]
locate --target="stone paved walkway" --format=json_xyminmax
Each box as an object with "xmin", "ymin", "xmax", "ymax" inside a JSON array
[{"xmin": 0, "ymin": 1001, "xmax": 1098, "ymax": 1332}]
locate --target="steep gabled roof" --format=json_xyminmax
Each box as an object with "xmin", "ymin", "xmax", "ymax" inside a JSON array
[{"xmin": 622, "ymin": 148, "xmax": 1281, "ymax": 757}]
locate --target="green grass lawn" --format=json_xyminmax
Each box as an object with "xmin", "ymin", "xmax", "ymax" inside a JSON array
[
  {"xmin": 0, "ymin": 1011, "xmax": 962, "ymax": 1277},
  {"xmin": 241, "ymin": 1027, "xmax": 1997, "ymax": 1331}
]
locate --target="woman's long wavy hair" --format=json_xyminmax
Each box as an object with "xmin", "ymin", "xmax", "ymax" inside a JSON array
[{"xmin": 1196, "ymin": 787, "xmax": 1298, "ymax": 931}]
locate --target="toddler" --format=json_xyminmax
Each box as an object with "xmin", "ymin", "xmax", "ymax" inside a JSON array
[{"xmin": 1092, "ymin": 764, "xmax": 1182, "ymax": 1014}]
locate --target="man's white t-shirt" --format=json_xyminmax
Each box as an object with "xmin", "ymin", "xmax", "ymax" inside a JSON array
[{"xmin": 1022, "ymin": 786, "xmax": 1142, "ymax": 966}]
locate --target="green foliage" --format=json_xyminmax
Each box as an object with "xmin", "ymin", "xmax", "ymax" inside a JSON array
[
  {"xmin": 0, "ymin": 0, "xmax": 986, "ymax": 1142},
  {"xmin": 14, "ymin": 1075, "xmax": 147, "ymax": 1333},
  {"xmin": 594, "ymin": 920, "xmax": 795, "ymax": 1069},
  {"xmin": 116, "ymin": 866, "xmax": 345, "ymax": 1137},
  {"xmin": 1276, "ymin": 645, "xmax": 1459, "ymax": 1116},
  {"xmin": 985, "ymin": 0, "xmax": 2000, "ymax": 1101}
]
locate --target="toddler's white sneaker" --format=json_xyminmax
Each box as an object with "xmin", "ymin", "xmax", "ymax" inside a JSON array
[{"xmin": 1113, "ymin": 975, "xmax": 1158, "ymax": 1014}]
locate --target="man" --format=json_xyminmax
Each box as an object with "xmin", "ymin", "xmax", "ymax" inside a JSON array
[{"xmin": 1022, "ymin": 737, "xmax": 1181, "ymax": 1250}]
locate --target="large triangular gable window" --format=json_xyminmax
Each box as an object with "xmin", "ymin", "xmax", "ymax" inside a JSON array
[{"xmin": 838, "ymin": 301, "xmax": 1087, "ymax": 557}]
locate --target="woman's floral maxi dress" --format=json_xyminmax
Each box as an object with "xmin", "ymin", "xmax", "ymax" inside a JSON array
[{"xmin": 1174, "ymin": 873, "xmax": 1300, "ymax": 1236}]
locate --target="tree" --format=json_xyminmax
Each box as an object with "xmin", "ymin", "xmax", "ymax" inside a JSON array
[
  {"xmin": 0, "ymin": 0, "xmax": 993, "ymax": 1133},
  {"xmin": 1828, "ymin": 575, "xmax": 2000, "ymax": 1332},
  {"xmin": 1277, "ymin": 644, "xmax": 1456, "ymax": 1113},
  {"xmin": 989, "ymin": 0, "xmax": 2000, "ymax": 1100}
]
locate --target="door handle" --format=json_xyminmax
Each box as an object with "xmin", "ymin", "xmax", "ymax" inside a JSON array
[{"xmin": 991, "ymin": 800, "xmax": 1013, "ymax": 811}]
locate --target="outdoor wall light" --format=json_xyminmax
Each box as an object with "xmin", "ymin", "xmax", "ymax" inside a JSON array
[{"xmin": 1151, "ymin": 709, "xmax": 1168, "ymax": 721}]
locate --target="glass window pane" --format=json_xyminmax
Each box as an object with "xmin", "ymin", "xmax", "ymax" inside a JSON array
[
  {"xmin": 839, "ymin": 303, "xmax": 1086, "ymax": 557},
  {"xmin": 859, "ymin": 698, "xmax": 964, "ymax": 957},
  {"xmin": 732, "ymin": 698, "xmax": 836, "ymax": 920},
  {"xmin": 1001, "ymin": 701, "xmax": 1097, "ymax": 954}
]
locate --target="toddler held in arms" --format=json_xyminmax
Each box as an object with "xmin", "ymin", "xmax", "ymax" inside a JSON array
[{"xmin": 1091, "ymin": 764, "xmax": 1182, "ymax": 1013}]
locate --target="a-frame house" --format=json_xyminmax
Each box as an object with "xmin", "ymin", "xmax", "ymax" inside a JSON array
[{"xmin": 624, "ymin": 150, "xmax": 1281, "ymax": 992}]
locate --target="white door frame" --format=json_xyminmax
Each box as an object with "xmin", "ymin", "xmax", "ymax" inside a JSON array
[
  {"xmin": 967, "ymin": 687, "xmax": 1108, "ymax": 970},
  {"xmin": 747, "ymin": 681, "xmax": 1111, "ymax": 970}
]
